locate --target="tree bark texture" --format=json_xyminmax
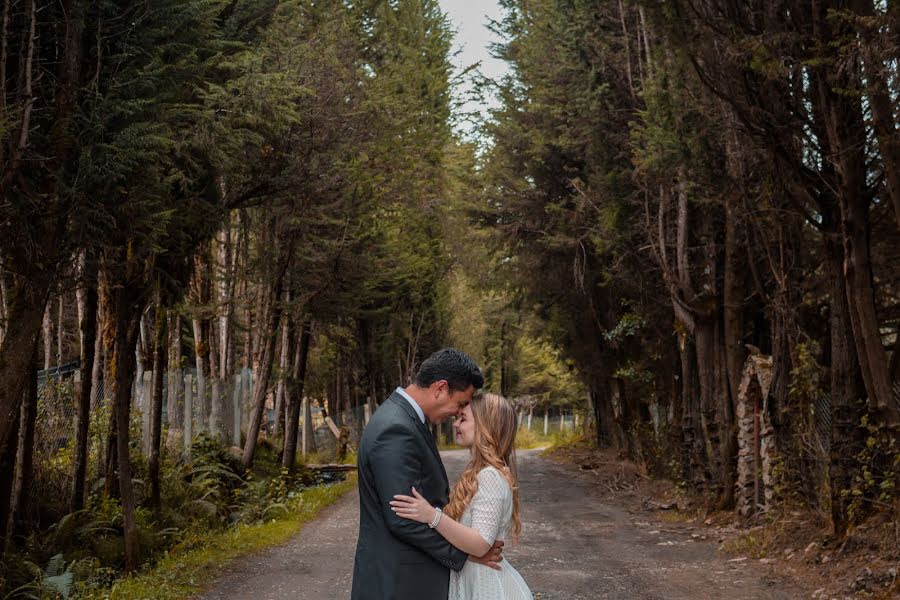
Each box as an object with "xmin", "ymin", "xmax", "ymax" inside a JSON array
[
  {"xmin": 148, "ymin": 299, "xmax": 167, "ymax": 512},
  {"xmin": 6, "ymin": 344, "xmax": 37, "ymax": 546},
  {"xmin": 102, "ymin": 256, "xmax": 147, "ymax": 573},
  {"xmin": 72, "ymin": 254, "xmax": 98, "ymax": 512},
  {"xmin": 242, "ymin": 262, "xmax": 288, "ymax": 467},
  {"xmin": 0, "ymin": 399, "xmax": 20, "ymax": 556},
  {"xmin": 283, "ymin": 320, "xmax": 312, "ymax": 470}
]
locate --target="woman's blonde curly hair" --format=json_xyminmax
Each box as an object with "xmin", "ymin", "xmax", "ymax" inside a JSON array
[{"xmin": 444, "ymin": 392, "xmax": 521, "ymax": 542}]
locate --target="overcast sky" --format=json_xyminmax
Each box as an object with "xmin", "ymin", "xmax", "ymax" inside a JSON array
[{"xmin": 438, "ymin": 0, "xmax": 508, "ymax": 134}]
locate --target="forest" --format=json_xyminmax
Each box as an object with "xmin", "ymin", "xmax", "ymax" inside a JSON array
[{"xmin": 0, "ymin": 0, "xmax": 898, "ymax": 597}]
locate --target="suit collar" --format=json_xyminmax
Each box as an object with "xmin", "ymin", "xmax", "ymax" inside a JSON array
[
  {"xmin": 394, "ymin": 386, "xmax": 426, "ymax": 423},
  {"xmin": 388, "ymin": 390, "xmax": 420, "ymax": 422},
  {"xmin": 387, "ymin": 392, "xmax": 449, "ymax": 487}
]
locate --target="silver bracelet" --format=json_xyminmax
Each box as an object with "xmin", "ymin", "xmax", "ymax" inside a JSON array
[{"xmin": 429, "ymin": 507, "xmax": 443, "ymax": 529}]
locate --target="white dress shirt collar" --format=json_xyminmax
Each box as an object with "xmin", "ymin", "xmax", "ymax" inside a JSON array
[{"xmin": 395, "ymin": 386, "xmax": 426, "ymax": 424}]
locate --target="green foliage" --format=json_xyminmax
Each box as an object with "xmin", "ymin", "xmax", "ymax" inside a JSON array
[
  {"xmin": 513, "ymin": 427, "xmax": 544, "ymax": 450},
  {"xmin": 232, "ymin": 466, "xmax": 318, "ymax": 524},
  {"xmin": 841, "ymin": 415, "xmax": 900, "ymax": 525},
  {"xmin": 1, "ymin": 554, "xmax": 76, "ymax": 600},
  {"xmin": 547, "ymin": 427, "xmax": 586, "ymax": 451},
  {"xmin": 603, "ymin": 313, "xmax": 647, "ymax": 345},
  {"xmin": 511, "ymin": 336, "xmax": 585, "ymax": 407},
  {"xmin": 73, "ymin": 476, "xmax": 357, "ymax": 600},
  {"xmin": 788, "ymin": 342, "xmax": 826, "ymax": 405},
  {"xmin": 1, "ymin": 427, "xmax": 347, "ymax": 598}
]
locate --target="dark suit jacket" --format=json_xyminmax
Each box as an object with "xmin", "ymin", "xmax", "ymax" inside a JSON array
[{"xmin": 351, "ymin": 391, "xmax": 468, "ymax": 600}]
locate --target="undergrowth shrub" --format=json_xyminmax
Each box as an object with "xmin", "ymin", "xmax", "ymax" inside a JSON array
[{"xmin": 1, "ymin": 431, "xmax": 345, "ymax": 598}]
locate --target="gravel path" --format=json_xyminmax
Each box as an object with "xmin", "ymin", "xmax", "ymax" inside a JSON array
[{"xmin": 199, "ymin": 449, "xmax": 801, "ymax": 599}]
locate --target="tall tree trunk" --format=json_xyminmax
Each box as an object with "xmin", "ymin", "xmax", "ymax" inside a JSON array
[
  {"xmin": 242, "ymin": 270, "xmax": 286, "ymax": 467},
  {"xmin": 0, "ymin": 397, "xmax": 20, "ymax": 556},
  {"xmin": 820, "ymin": 200, "xmax": 867, "ymax": 536},
  {"xmin": 191, "ymin": 249, "xmax": 211, "ymax": 435},
  {"xmin": 208, "ymin": 305, "xmax": 224, "ymax": 441},
  {"xmin": 590, "ymin": 374, "xmax": 616, "ymax": 448},
  {"xmin": 91, "ymin": 280, "xmax": 105, "ymax": 406},
  {"xmin": 6, "ymin": 344, "xmax": 37, "ymax": 547},
  {"xmin": 718, "ymin": 189, "xmax": 744, "ymax": 509},
  {"xmin": 72, "ymin": 253, "xmax": 98, "ymax": 511},
  {"xmin": 695, "ymin": 205, "xmax": 724, "ymax": 493},
  {"xmin": 101, "ymin": 277, "xmax": 120, "ymax": 498},
  {"xmin": 273, "ymin": 294, "xmax": 291, "ymax": 441},
  {"xmin": 614, "ymin": 377, "xmax": 639, "ymax": 458},
  {"xmin": 283, "ymin": 320, "xmax": 312, "ymax": 470},
  {"xmin": 206, "ymin": 241, "xmax": 225, "ymax": 442},
  {"xmin": 57, "ymin": 295, "xmax": 64, "ymax": 369},
  {"xmin": 0, "ymin": 273, "xmax": 55, "ymax": 460},
  {"xmin": 814, "ymin": 5, "xmax": 900, "ymax": 429},
  {"xmin": 0, "ymin": 0, "xmax": 61, "ymax": 455},
  {"xmin": 214, "ymin": 220, "xmax": 236, "ymax": 438},
  {"xmin": 243, "ymin": 292, "xmax": 253, "ymax": 369},
  {"xmin": 722, "ymin": 192, "xmax": 745, "ymax": 406},
  {"xmin": 103, "ymin": 347, "xmax": 119, "ymax": 497},
  {"xmin": 192, "ymin": 316, "xmax": 208, "ymax": 434},
  {"xmin": 166, "ymin": 312, "xmax": 182, "ymax": 443},
  {"xmin": 148, "ymin": 297, "xmax": 166, "ymax": 513},
  {"xmin": 238, "ymin": 211, "xmax": 252, "ymax": 369},
  {"xmin": 103, "ymin": 261, "xmax": 145, "ymax": 573},
  {"xmin": 42, "ymin": 304, "xmax": 52, "ymax": 373},
  {"xmin": 715, "ymin": 317, "xmax": 737, "ymax": 509},
  {"xmin": 840, "ymin": 190, "xmax": 897, "ymax": 424},
  {"xmin": 681, "ymin": 340, "xmax": 707, "ymax": 487},
  {"xmin": 695, "ymin": 320, "xmax": 722, "ymax": 488},
  {"xmin": 251, "ymin": 280, "xmax": 271, "ymax": 371}
]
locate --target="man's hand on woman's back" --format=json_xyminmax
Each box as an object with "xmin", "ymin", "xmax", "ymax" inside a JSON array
[{"xmin": 468, "ymin": 540, "xmax": 504, "ymax": 571}]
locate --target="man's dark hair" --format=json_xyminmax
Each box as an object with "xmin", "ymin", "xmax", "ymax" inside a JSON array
[{"xmin": 415, "ymin": 348, "xmax": 484, "ymax": 391}]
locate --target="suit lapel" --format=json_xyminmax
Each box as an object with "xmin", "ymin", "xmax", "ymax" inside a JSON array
[
  {"xmin": 388, "ymin": 393, "xmax": 450, "ymax": 489},
  {"xmin": 415, "ymin": 415, "xmax": 450, "ymax": 488}
]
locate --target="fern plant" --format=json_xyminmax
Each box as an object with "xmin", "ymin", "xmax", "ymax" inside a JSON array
[{"xmin": 2, "ymin": 554, "xmax": 74, "ymax": 600}]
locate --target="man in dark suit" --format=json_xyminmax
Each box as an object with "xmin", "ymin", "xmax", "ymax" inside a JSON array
[{"xmin": 351, "ymin": 348, "xmax": 502, "ymax": 600}]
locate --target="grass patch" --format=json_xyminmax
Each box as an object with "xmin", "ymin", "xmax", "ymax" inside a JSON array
[
  {"xmin": 722, "ymin": 530, "xmax": 768, "ymax": 559},
  {"xmin": 303, "ymin": 449, "xmax": 358, "ymax": 466},
  {"xmin": 537, "ymin": 428, "xmax": 585, "ymax": 454},
  {"xmin": 436, "ymin": 426, "xmax": 565, "ymax": 451},
  {"xmin": 78, "ymin": 474, "xmax": 357, "ymax": 600}
]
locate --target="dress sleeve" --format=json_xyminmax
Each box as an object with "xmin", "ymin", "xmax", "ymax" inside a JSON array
[{"xmin": 469, "ymin": 467, "xmax": 510, "ymax": 546}]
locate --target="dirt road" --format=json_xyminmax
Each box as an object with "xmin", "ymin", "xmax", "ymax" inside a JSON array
[{"xmin": 199, "ymin": 449, "xmax": 801, "ymax": 599}]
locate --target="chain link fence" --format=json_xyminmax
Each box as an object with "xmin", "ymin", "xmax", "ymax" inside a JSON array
[{"xmin": 28, "ymin": 366, "xmax": 367, "ymax": 523}]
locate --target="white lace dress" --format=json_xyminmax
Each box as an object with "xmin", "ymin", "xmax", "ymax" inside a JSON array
[{"xmin": 448, "ymin": 467, "xmax": 533, "ymax": 600}]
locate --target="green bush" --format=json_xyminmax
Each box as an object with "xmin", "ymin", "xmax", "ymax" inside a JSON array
[{"xmin": 1, "ymin": 432, "xmax": 349, "ymax": 598}]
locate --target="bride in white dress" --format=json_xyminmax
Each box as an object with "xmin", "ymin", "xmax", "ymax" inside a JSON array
[{"xmin": 390, "ymin": 393, "xmax": 533, "ymax": 600}]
